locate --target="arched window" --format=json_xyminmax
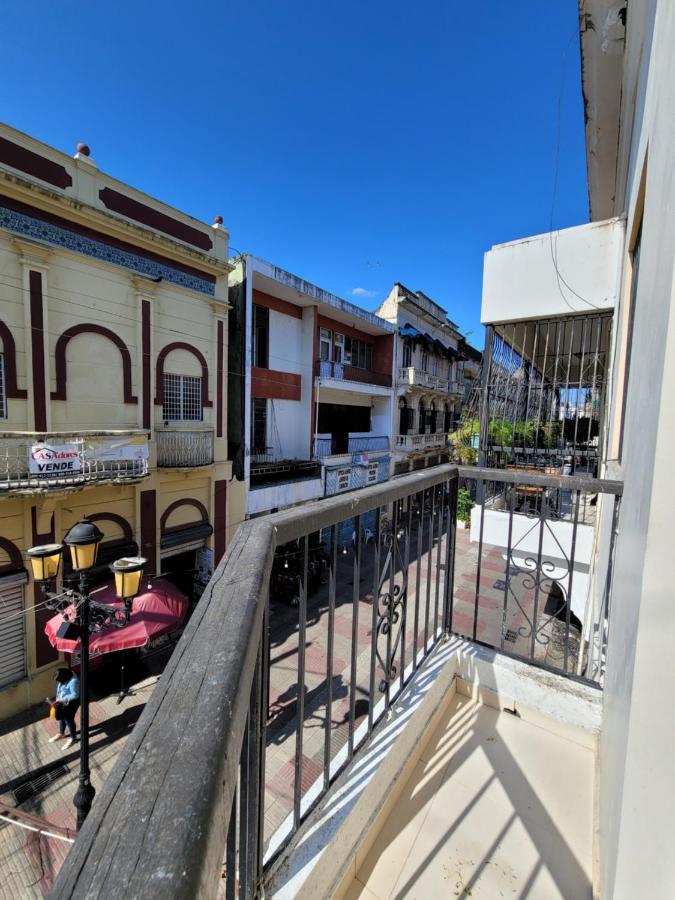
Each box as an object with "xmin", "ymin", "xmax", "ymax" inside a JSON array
[
  {"xmin": 399, "ymin": 397, "xmax": 412, "ymax": 435},
  {"xmin": 444, "ymin": 403, "xmax": 451, "ymax": 433},
  {"xmin": 402, "ymin": 341, "xmax": 412, "ymax": 369},
  {"xmin": 429, "ymin": 401, "xmax": 437, "ymax": 433}
]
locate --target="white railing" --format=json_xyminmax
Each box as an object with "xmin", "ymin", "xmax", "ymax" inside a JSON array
[
  {"xmin": 395, "ymin": 433, "xmax": 448, "ymax": 450},
  {"xmin": 397, "ymin": 367, "xmax": 449, "ymax": 393},
  {"xmin": 0, "ymin": 432, "xmax": 149, "ymax": 492},
  {"xmin": 156, "ymin": 429, "xmax": 214, "ymax": 467}
]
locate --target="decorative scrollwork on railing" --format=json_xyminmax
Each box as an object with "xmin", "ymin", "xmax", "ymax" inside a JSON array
[{"xmin": 375, "ymin": 513, "xmax": 409, "ymax": 693}]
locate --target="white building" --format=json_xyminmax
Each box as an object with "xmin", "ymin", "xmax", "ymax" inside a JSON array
[
  {"xmin": 376, "ymin": 282, "xmax": 476, "ymax": 474},
  {"xmin": 228, "ymin": 255, "xmax": 395, "ymax": 521}
]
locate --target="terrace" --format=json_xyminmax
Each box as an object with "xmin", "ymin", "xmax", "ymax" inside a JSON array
[{"xmin": 50, "ymin": 463, "xmax": 620, "ymax": 898}]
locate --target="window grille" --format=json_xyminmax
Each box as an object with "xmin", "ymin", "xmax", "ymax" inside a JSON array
[
  {"xmin": 0, "ymin": 354, "xmax": 6, "ymax": 419},
  {"xmin": 253, "ymin": 306, "xmax": 269, "ymax": 368},
  {"xmin": 336, "ymin": 468, "xmax": 350, "ymax": 491},
  {"xmin": 367, "ymin": 462, "xmax": 378, "ymax": 484},
  {"xmin": 252, "ymin": 398, "xmax": 267, "ymax": 452},
  {"xmin": 163, "ymin": 373, "xmax": 203, "ymax": 422}
]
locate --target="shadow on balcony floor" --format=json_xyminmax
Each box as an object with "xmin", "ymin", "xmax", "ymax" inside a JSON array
[{"xmin": 346, "ymin": 692, "xmax": 593, "ymax": 900}]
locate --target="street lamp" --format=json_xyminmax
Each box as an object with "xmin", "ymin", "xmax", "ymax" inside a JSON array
[{"xmin": 27, "ymin": 517, "xmax": 146, "ymax": 829}]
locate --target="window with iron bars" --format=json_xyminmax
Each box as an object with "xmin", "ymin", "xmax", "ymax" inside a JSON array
[
  {"xmin": 163, "ymin": 373, "xmax": 203, "ymax": 422},
  {"xmin": 0, "ymin": 354, "xmax": 6, "ymax": 419}
]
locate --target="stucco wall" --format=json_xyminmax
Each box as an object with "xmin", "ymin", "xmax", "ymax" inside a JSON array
[{"xmin": 596, "ymin": 4, "xmax": 675, "ymax": 897}]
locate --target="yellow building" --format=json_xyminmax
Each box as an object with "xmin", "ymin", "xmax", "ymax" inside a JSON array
[{"xmin": 0, "ymin": 124, "xmax": 245, "ymax": 718}]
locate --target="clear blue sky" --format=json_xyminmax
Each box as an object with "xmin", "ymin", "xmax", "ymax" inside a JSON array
[{"xmin": 2, "ymin": 1, "xmax": 588, "ymax": 349}]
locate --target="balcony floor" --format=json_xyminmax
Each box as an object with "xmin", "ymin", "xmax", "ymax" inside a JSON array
[{"xmin": 345, "ymin": 692, "xmax": 594, "ymax": 899}]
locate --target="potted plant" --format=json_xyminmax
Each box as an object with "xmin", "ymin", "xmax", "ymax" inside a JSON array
[{"xmin": 457, "ymin": 487, "xmax": 474, "ymax": 530}]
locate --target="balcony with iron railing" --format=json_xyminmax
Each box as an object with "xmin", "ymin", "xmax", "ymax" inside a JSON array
[
  {"xmin": 315, "ymin": 360, "xmax": 392, "ymax": 388},
  {"xmin": 51, "ymin": 464, "xmax": 621, "ymax": 899},
  {"xmin": 155, "ymin": 428, "xmax": 214, "ymax": 467},
  {"xmin": 0, "ymin": 431, "xmax": 149, "ymax": 492}
]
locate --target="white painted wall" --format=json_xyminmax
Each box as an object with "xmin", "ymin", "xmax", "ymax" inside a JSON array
[
  {"xmin": 248, "ymin": 477, "xmax": 324, "ymax": 515},
  {"xmin": 268, "ymin": 309, "xmax": 303, "ymax": 375},
  {"xmin": 481, "ymin": 217, "xmax": 624, "ymax": 324},
  {"xmin": 268, "ymin": 398, "xmax": 306, "ymax": 459}
]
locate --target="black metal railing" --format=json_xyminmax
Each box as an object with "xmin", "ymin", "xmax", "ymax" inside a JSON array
[{"xmin": 51, "ymin": 464, "xmax": 622, "ymax": 899}]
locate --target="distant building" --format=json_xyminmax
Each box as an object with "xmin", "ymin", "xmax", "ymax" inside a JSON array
[
  {"xmin": 228, "ymin": 255, "xmax": 395, "ymax": 525},
  {"xmin": 376, "ymin": 283, "xmax": 477, "ymax": 474},
  {"xmin": 0, "ymin": 123, "xmax": 245, "ymax": 718}
]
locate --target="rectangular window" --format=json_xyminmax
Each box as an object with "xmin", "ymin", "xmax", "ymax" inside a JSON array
[
  {"xmin": 402, "ymin": 342, "xmax": 412, "ymax": 368},
  {"xmin": 337, "ymin": 467, "xmax": 350, "ymax": 491},
  {"xmin": 251, "ymin": 398, "xmax": 267, "ymax": 452},
  {"xmin": 367, "ymin": 462, "xmax": 378, "ymax": 484},
  {"xmin": 253, "ymin": 305, "xmax": 269, "ymax": 368},
  {"xmin": 163, "ymin": 373, "xmax": 203, "ymax": 422},
  {"xmin": 344, "ymin": 336, "xmax": 352, "ymax": 364},
  {"xmin": 0, "ymin": 353, "xmax": 6, "ymax": 419},
  {"xmin": 334, "ymin": 333, "xmax": 345, "ymax": 364},
  {"xmin": 421, "ymin": 350, "xmax": 428, "ymax": 371},
  {"xmin": 319, "ymin": 327, "xmax": 332, "ymax": 362}
]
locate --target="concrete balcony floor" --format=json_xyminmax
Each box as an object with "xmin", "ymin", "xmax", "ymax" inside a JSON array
[{"xmin": 345, "ymin": 690, "xmax": 593, "ymax": 900}]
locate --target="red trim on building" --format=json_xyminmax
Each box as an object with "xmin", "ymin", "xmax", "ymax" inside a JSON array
[
  {"xmin": 0, "ymin": 537, "xmax": 23, "ymax": 574},
  {"xmin": 51, "ymin": 323, "xmax": 138, "ymax": 404},
  {"xmin": 0, "ymin": 194, "xmax": 216, "ymax": 286},
  {"xmin": 160, "ymin": 498, "xmax": 209, "ymax": 534},
  {"xmin": 216, "ymin": 320, "xmax": 224, "ymax": 437},
  {"xmin": 214, "ymin": 480, "xmax": 227, "ymax": 565},
  {"xmin": 0, "ymin": 137, "xmax": 72, "ymax": 189},
  {"xmin": 0, "ymin": 319, "xmax": 28, "ymax": 399},
  {"xmin": 154, "ymin": 342, "xmax": 212, "ymax": 408},
  {"xmin": 87, "ymin": 512, "xmax": 134, "ymax": 544},
  {"xmin": 252, "ymin": 367, "xmax": 301, "ymax": 401},
  {"xmin": 98, "ymin": 187, "xmax": 213, "ymax": 251},
  {"xmin": 253, "ymin": 288, "xmax": 302, "ymax": 320},
  {"xmin": 140, "ymin": 490, "xmax": 157, "ymax": 575},
  {"xmin": 142, "ymin": 300, "xmax": 151, "ymax": 429},
  {"xmin": 29, "ymin": 271, "xmax": 47, "ymax": 431},
  {"xmin": 30, "ymin": 508, "xmax": 58, "ymax": 668}
]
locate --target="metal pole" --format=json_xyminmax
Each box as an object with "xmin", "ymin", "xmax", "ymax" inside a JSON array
[{"xmin": 73, "ymin": 572, "xmax": 96, "ymax": 829}]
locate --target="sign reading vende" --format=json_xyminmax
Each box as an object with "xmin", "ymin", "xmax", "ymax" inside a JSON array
[{"xmin": 29, "ymin": 443, "xmax": 81, "ymax": 475}]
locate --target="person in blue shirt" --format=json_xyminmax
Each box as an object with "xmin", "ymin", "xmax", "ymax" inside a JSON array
[{"xmin": 48, "ymin": 667, "xmax": 80, "ymax": 750}]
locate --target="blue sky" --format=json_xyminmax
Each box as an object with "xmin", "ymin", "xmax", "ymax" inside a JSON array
[{"xmin": 2, "ymin": 1, "xmax": 588, "ymax": 348}]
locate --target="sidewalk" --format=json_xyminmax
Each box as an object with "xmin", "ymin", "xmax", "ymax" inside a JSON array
[{"xmin": 0, "ymin": 665, "xmax": 162, "ymax": 897}]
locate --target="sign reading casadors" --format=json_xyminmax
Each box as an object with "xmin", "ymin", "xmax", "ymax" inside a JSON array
[{"xmin": 29, "ymin": 443, "xmax": 81, "ymax": 475}]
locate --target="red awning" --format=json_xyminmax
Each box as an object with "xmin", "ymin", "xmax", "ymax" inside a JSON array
[{"xmin": 44, "ymin": 577, "xmax": 188, "ymax": 656}]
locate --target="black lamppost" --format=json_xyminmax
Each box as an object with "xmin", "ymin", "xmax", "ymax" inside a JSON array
[{"xmin": 27, "ymin": 518, "xmax": 146, "ymax": 829}]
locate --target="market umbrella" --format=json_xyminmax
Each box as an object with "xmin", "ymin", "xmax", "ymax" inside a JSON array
[{"xmin": 44, "ymin": 577, "xmax": 188, "ymax": 656}]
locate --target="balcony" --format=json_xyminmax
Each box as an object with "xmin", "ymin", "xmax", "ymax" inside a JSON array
[
  {"xmin": 250, "ymin": 447, "xmax": 321, "ymax": 488},
  {"xmin": 156, "ymin": 428, "xmax": 214, "ymax": 467},
  {"xmin": 396, "ymin": 431, "xmax": 447, "ymax": 451},
  {"xmin": 447, "ymin": 379, "xmax": 464, "ymax": 397},
  {"xmin": 314, "ymin": 435, "xmax": 390, "ymax": 459},
  {"xmin": 0, "ymin": 431, "xmax": 149, "ymax": 493},
  {"xmin": 316, "ymin": 360, "xmax": 392, "ymax": 388},
  {"xmin": 397, "ymin": 366, "xmax": 449, "ymax": 393},
  {"xmin": 51, "ymin": 465, "xmax": 621, "ymax": 899}
]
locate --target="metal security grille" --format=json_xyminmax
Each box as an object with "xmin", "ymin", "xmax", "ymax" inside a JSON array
[
  {"xmin": 163, "ymin": 374, "xmax": 203, "ymax": 422},
  {"xmin": 0, "ymin": 353, "xmax": 6, "ymax": 419},
  {"xmin": 0, "ymin": 574, "xmax": 27, "ymax": 689},
  {"xmin": 367, "ymin": 462, "xmax": 378, "ymax": 484}
]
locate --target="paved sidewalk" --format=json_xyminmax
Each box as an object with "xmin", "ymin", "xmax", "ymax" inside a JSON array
[{"xmin": 0, "ymin": 664, "xmax": 162, "ymax": 897}]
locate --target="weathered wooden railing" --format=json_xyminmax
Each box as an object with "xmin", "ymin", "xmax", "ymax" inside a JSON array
[{"xmin": 50, "ymin": 464, "xmax": 622, "ymax": 899}]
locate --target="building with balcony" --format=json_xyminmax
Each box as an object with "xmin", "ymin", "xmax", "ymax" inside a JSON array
[
  {"xmin": 375, "ymin": 282, "xmax": 477, "ymax": 474},
  {"xmin": 228, "ymin": 255, "xmax": 395, "ymax": 528},
  {"xmin": 38, "ymin": 5, "xmax": 675, "ymax": 899},
  {"xmin": 0, "ymin": 124, "xmax": 245, "ymax": 719}
]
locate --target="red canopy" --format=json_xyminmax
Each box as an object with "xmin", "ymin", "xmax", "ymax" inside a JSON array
[{"xmin": 45, "ymin": 577, "xmax": 188, "ymax": 656}]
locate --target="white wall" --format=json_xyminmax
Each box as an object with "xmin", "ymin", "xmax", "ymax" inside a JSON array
[
  {"xmin": 594, "ymin": 4, "xmax": 675, "ymax": 898},
  {"xmin": 268, "ymin": 398, "xmax": 306, "ymax": 459},
  {"xmin": 481, "ymin": 217, "xmax": 624, "ymax": 324},
  {"xmin": 248, "ymin": 477, "xmax": 323, "ymax": 515},
  {"xmin": 268, "ymin": 309, "xmax": 303, "ymax": 375}
]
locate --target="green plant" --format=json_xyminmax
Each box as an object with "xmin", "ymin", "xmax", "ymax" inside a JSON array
[
  {"xmin": 449, "ymin": 418, "xmax": 479, "ymax": 465},
  {"xmin": 457, "ymin": 488, "xmax": 474, "ymax": 524}
]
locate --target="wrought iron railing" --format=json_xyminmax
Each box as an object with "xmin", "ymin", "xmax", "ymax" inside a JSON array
[
  {"xmin": 51, "ymin": 464, "xmax": 621, "ymax": 899},
  {"xmin": 315, "ymin": 360, "xmax": 392, "ymax": 387},
  {"xmin": 314, "ymin": 435, "xmax": 390, "ymax": 457},
  {"xmin": 156, "ymin": 429, "xmax": 214, "ymax": 467},
  {"xmin": 0, "ymin": 432, "xmax": 149, "ymax": 491}
]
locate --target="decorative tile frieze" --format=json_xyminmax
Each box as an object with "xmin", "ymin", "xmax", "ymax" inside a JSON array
[{"xmin": 0, "ymin": 205, "xmax": 215, "ymax": 296}]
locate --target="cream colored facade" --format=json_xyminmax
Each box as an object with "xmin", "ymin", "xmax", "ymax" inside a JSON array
[{"xmin": 0, "ymin": 124, "xmax": 245, "ymax": 719}]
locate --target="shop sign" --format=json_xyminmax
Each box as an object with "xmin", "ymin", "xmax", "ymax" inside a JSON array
[{"xmin": 29, "ymin": 443, "xmax": 81, "ymax": 475}]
